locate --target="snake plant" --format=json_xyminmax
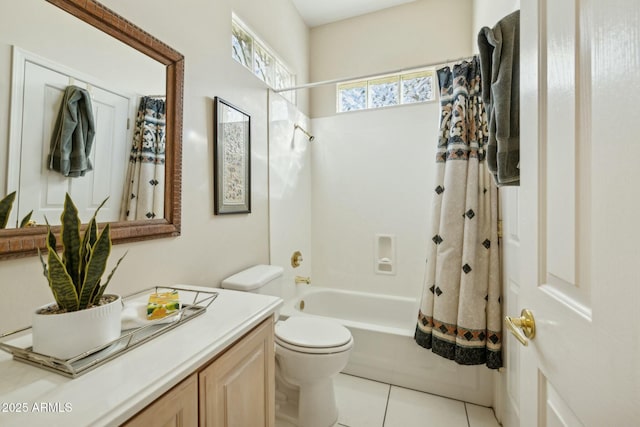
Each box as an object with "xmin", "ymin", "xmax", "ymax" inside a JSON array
[
  {"xmin": 0, "ymin": 191, "xmax": 33, "ymax": 229},
  {"xmin": 38, "ymin": 193, "xmax": 126, "ymax": 312}
]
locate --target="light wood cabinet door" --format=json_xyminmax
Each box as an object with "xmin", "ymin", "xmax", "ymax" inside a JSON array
[
  {"xmin": 198, "ymin": 317, "xmax": 275, "ymax": 427},
  {"xmin": 123, "ymin": 373, "xmax": 198, "ymax": 427}
]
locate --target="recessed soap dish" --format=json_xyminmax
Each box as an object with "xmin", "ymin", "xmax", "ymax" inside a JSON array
[{"xmin": 375, "ymin": 234, "xmax": 396, "ymax": 275}]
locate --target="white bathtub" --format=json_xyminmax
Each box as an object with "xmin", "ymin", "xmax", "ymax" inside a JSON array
[{"xmin": 280, "ymin": 287, "xmax": 494, "ymax": 406}]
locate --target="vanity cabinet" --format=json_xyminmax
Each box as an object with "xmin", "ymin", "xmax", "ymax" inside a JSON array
[
  {"xmin": 199, "ymin": 316, "xmax": 275, "ymax": 427},
  {"xmin": 122, "ymin": 374, "xmax": 198, "ymax": 427},
  {"xmin": 122, "ymin": 317, "xmax": 274, "ymax": 427}
]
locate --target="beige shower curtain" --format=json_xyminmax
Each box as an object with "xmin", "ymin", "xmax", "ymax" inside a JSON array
[{"xmin": 415, "ymin": 57, "xmax": 502, "ymax": 369}]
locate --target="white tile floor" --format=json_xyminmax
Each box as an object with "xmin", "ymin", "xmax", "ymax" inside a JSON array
[
  {"xmin": 333, "ymin": 374, "xmax": 500, "ymax": 427},
  {"xmin": 272, "ymin": 373, "xmax": 498, "ymax": 427}
]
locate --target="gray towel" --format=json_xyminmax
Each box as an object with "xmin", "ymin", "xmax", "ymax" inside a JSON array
[
  {"xmin": 478, "ymin": 10, "xmax": 520, "ymax": 186},
  {"xmin": 48, "ymin": 85, "xmax": 96, "ymax": 177}
]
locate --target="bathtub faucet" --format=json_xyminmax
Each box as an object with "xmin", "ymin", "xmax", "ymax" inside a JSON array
[{"xmin": 295, "ymin": 276, "xmax": 311, "ymax": 285}]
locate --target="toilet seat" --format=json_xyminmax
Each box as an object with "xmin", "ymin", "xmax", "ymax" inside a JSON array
[
  {"xmin": 275, "ymin": 335, "xmax": 353, "ymax": 354},
  {"xmin": 275, "ymin": 317, "xmax": 353, "ymax": 354}
]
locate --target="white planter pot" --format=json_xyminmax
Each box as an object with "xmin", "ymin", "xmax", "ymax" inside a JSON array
[{"xmin": 32, "ymin": 295, "xmax": 122, "ymax": 360}]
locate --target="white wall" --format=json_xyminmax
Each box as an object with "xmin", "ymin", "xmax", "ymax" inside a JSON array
[
  {"xmin": 268, "ymin": 91, "xmax": 312, "ymax": 300},
  {"xmin": 472, "ymin": 0, "xmax": 521, "ymax": 52},
  {"xmin": 0, "ymin": 0, "xmax": 309, "ymax": 332},
  {"xmin": 309, "ymin": 0, "xmax": 474, "ymax": 118},
  {"xmin": 307, "ymin": 0, "xmax": 473, "ymax": 298}
]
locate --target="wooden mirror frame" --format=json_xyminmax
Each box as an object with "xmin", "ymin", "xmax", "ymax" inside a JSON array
[{"xmin": 0, "ymin": 0, "xmax": 183, "ymax": 260}]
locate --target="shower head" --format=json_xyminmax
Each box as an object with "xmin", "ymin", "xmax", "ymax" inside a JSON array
[{"xmin": 294, "ymin": 123, "xmax": 315, "ymax": 141}]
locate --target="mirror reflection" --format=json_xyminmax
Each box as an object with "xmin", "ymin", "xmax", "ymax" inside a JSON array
[
  {"xmin": 0, "ymin": 0, "xmax": 184, "ymax": 259},
  {"xmin": 1, "ymin": 0, "xmax": 166, "ymax": 228}
]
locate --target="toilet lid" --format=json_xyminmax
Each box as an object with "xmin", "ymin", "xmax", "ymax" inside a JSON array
[{"xmin": 275, "ymin": 317, "xmax": 352, "ymax": 349}]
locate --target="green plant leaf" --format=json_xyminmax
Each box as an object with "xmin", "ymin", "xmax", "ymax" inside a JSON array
[
  {"xmin": 39, "ymin": 194, "xmax": 125, "ymax": 312},
  {"xmin": 60, "ymin": 194, "xmax": 81, "ymax": 291},
  {"xmin": 86, "ymin": 197, "xmax": 108, "ymax": 249},
  {"xmin": 47, "ymin": 247, "xmax": 79, "ymax": 311},
  {"xmin": 79, "ymin": 197, "xmax": 107, "ymax": 280},
  {"xmin": 44, "ymin": 218, "xmax": 57, "ymax": 253},
  {"xmin": 19, "ymin": 210, "xmax": 33, "ymax": 228},
  {"xmin": 90, "ymin": 197, "xmax": 109, "ymax": 222},
  {"xmin": 78, "ymin": 224, "xmax": 112, "ymax": 310},
  {"xmin": 0, "ymin": 191, "xmax": 16, "ymax": 229},
  {"xmin": 92, "ymin": 251, "xmax": 127, "ymax": 304},
  {"xmin": 37, "ymin": 249, "xmax": 49, "ymax": 279},
  {"xmin": 80, "ymin": 218, "xmax": 98, "ymax": 279}
]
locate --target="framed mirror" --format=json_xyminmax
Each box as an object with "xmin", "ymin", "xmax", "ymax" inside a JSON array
[{"xmin": 0, "ymin": 0, "xmax": 183, "ymax": 260}]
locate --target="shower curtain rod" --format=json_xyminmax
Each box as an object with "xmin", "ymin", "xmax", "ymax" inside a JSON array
[{"xmin": 274, "ymin": 55, "xmax": 475, "ymax": 93}]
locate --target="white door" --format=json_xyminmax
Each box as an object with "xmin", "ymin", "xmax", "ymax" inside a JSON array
[
  {"xmin": 498, "ymin": 187, "xmax": 522, "ymax": 427},
  {"xmin": 9, "ymin": 50, "xmax": 132, "ymax": 226},
  {"xmin": 511, "ymin": 0, "xmax": 640, "ymax": 425}
]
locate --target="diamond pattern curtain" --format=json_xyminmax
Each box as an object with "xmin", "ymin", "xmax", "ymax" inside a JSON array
[
  {"xmin": 414, "ymin": 57, "xmax": 502, "ymax": 369},
  {"xmin": 120, "ymin": 97, "xmax": 166, "ymax": 221}
]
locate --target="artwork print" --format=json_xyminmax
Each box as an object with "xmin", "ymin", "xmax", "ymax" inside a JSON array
[{"xmin": 214, "ymin": 97, "xmax": 250, "ymax": 214}]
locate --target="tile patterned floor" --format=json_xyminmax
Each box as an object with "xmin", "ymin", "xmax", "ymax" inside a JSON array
[{"xmin": 275, "ymin": 373, "xmax": 501, "ymax": 427}]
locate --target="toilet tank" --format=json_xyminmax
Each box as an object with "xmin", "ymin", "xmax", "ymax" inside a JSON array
[{"xmin": 221, "ymin": 265, "xmax": 284, "ymax": 297}]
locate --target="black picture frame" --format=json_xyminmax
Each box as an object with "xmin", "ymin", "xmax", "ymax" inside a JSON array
[{"xmin": 213, "ymin": 97, "xmax": 251, "ymax": 214}]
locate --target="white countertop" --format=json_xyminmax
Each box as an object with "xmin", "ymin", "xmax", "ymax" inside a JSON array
[{"xmin": 0, "ymin": 286, "xmax": 282, "ymax": 427}]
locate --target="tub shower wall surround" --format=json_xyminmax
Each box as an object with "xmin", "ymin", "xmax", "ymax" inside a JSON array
[
  {"xmin": 281, "ymin": 286, "xmax": 494, "ymax": 406},
  {"xmin": 309, "ymin": 105, "xmax": 439, "ymax": 300}
]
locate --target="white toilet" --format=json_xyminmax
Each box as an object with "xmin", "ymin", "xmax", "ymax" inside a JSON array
[{"xmin": 221, "ymin": 265, "xmax": 353, "ymax": 427}]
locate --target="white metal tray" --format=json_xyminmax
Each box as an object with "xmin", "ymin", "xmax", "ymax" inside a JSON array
[{"xmin": 0, "ymin": 286, "xmax": 218, "ymax": 378}]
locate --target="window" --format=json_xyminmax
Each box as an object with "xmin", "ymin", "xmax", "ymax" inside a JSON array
[
  {"xmin": 337, "ymin": 69, "xmax": 435, "ymax": 113},
  {"xmin": 231, "ymin": 16, "xmax": 296, "ymax": 104},
  {"xmin": 401, "ymin": 71, "xmax": 434, "ymax": 104},
  {"xmin": 368, "ymin": 76, "xmax": 400, "ymax": 108},
  {"xmin": 254, "ymin": 43, "xmax": 274, "ymax": 85},
  {"xmin": 338, "ymin": 81, "xmax": 366, "ymax": 112},
  {"xmin": 231, "ymin": 21, "xmax": 252, "ymax": 68}
]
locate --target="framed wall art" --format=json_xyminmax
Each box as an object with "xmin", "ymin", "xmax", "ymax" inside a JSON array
[{"xmin": 213, "ymin": 97, "xmax": 251, "ymax": 214}]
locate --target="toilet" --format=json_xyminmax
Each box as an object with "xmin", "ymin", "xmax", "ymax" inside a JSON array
[{"xmin": 221, "ymin": 265, "xmax": 353, "ymax": 427}]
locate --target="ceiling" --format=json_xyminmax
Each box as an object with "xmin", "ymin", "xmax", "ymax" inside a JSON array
[{"xmin": 291, "ymin": 0, "xmax": 417, "ymax": 27}]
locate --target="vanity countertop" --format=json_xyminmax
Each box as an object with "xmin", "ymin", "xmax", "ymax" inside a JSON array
[{"xmin": 0, "ymin": 286, "xmax": 282, "ymax": 427}]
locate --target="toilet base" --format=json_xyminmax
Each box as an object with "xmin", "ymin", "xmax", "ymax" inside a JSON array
[
  {"xmin": 298, "ymin": 377, "xmax": 338, "ymax": 427},
  {"xmin": 275, "ymin": 367, "xmax": 299, "ymax": 425},
  {"xmin": 275, "ymin": 365, "xmax": 339, "ymax": 427}
]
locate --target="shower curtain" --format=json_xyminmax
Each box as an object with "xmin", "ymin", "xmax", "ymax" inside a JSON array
[
  {"xmin": 121, "ymin": 96, "xmax": 166, "ymax": 221},
  {"xmin": 414, "ymin": 57, "xmax": 502, "ymax": 369}
]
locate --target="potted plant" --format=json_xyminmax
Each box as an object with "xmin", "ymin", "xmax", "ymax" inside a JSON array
[
  {"xmin": 0, "ymin": 191, "xmax": 33, "ymax": 229},
  {"xmin": 33, "ymin": 193, "xmax": 126, "ymax": 360}
]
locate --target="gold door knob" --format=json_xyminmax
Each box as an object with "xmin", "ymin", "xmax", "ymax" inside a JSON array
[{"xmin": 504, "ymin": 309, "xmax": 536, "ymax": 346}]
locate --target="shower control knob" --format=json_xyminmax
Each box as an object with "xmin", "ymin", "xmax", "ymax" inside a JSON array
[{"xmin": 291, "ymin": 251, "xmax": 303, "ymax": 268}]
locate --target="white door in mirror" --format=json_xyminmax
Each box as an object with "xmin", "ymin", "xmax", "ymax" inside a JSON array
[{"xmin": 9, "ymin": 49, "xmax": 133, "ymax": 227}]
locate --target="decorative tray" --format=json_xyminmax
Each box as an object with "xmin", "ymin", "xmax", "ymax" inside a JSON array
[{"xmin": 0, "ymin": 286, "xmax": 218, "ymax": 378}]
